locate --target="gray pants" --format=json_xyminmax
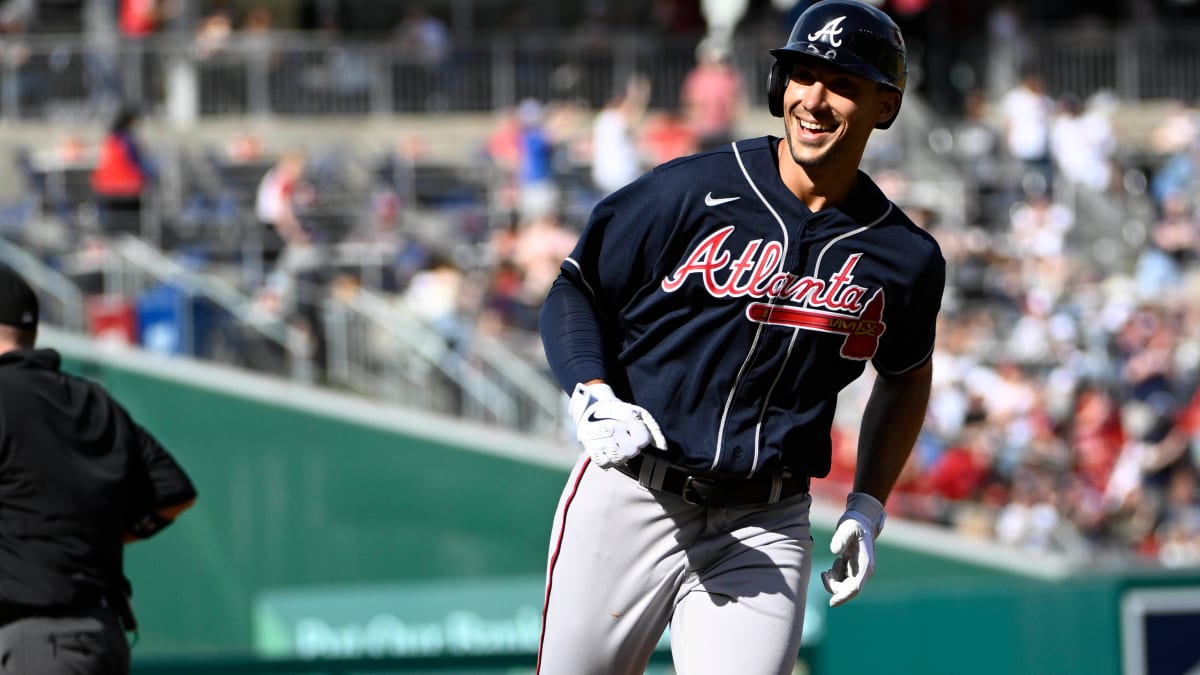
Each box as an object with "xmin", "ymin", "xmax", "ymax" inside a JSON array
[
  {"xmin": 0, "ymin": 608, "xmax": 129, "ymax": 675},
  {"xmin": 538, "ymin": 455, "xmax": 814, "ymax": 675}
]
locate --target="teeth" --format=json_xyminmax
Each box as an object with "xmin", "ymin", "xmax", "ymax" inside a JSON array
[{"xmin": 800, "ymin": 120, "xmax": 832, "ymax": 132}]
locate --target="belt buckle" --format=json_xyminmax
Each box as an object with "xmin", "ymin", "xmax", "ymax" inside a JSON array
[
  {"xmin": 680, "ymin": 476, "xmax": 723, "ymax": 507},
  {"xmin": 680, "ymin": 475, "xmax": 700, "ymax": 506}
]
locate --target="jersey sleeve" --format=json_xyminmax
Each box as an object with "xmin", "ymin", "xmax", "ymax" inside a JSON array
[
  {"xmin": 871, "ymin": 243, "xmax": 946, "ymax": 375},
  {"xmin": 130, "ymin": 419, "xmax": 197, "ymax": 510},
  {"xmin": 539, "ymin": 170, "xmax": 677, "ymax": 394},
  {"xmin": 112, "ymin": 395, "xmax": 197, "ymax": 535}
]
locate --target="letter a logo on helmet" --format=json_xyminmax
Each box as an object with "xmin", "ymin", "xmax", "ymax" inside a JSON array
[
  {"xmin": 767, "ymin": 0, "xmax": 908, "ymax": 128},
  {"xmin": 807, "ymin": 16, "xmax": 847, "ymax": 46}
]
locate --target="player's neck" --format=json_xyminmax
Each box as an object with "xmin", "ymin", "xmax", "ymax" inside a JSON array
[{"xmin": 775, "ymin": 139, "xmax": 862, "ymax": 212}]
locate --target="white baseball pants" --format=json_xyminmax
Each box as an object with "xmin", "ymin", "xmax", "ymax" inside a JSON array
[{"xmin": 537, "ymin": 454, "xmax": 814, "ymax": 675}]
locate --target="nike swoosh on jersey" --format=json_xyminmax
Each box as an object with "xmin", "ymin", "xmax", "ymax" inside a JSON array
[{"xmin": 704, "ymin": 192, "xmax": 741, "ymax": 206}]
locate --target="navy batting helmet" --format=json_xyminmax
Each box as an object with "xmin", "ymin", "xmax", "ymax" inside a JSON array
[{"xmin": 767, "ymin": 0, "xmax": 907, "ymax": 129}]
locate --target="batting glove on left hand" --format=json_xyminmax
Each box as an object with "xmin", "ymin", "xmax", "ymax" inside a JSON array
[
  {"xmin": 569, "ymin": 383, "xmax": 666, "ymax": 469},
  {"xmin": 821, "ymin": 492, "xmax": 887, "ymax": 607}
]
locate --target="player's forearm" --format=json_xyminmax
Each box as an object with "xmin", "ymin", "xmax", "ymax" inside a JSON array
[
  {"xmin": 852, "ymin": 360, "xmax": 932, "ymax": 504},
  {"xmin": 539, "ymin": 275, "xmax": 610, "ymax": 393}
]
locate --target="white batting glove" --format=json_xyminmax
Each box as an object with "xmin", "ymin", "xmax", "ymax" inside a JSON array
[
  {"xmin": 821, "ymin": 492, "xmax": 887, "ymax": 607},
  {"xmin": 569, "ymin": 382, "xmax": 667, "ymax": 469}
]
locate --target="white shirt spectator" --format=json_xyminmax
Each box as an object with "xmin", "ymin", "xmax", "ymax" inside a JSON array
[
  {"xmin": 1009, "ymin": 195, "xmax": 1074, "ymax": 259},
  {"xmin": 591, "ymin": 106, "xmax": 641, "ymax": 195},
  {"xmin": 1051, "ymin": 94, "xmax": 1116, "ymax": 192},
  {"xmin": 1000, "ymin": 75, "xmax": 1054, "ymax": 162},
  {"xmin": 591, "ymin": 76, "xmax": 650, "ymax": 195}
]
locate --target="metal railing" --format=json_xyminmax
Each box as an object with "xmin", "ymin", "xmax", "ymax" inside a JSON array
[
  {"xmin": 0, "ymin": 31, "xmax": 715, "ymax": 122},
  {"xmin": 1023, "ymin": 24, "xmax": 1200, "ymax": 101},
  {"xmin": 54, "ymin": 234, "xmax": 311, "ymax": 378},
  {"xmin": 322, "ymin": 286, "xmax": 564, "ymax": 437},
  {"xmin": 6, "ymin": 112, "xmax": 570, "ymax": 436},
  {"xmin": 3, "ymin": 24, "xmax": 1200, "ymax": 125}
]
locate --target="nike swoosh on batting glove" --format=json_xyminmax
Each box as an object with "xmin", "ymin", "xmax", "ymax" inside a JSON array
[{"xmin": 569, "ymin": 383, "xmax": 666, "ymax": 469}]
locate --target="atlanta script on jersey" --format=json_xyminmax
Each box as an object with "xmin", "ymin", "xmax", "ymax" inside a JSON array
[{"xmin": 541, "ymin": 136, "xmax": 945, "ymax": 479}]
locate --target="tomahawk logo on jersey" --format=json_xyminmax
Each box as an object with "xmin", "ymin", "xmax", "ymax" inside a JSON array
[{"xmin": 746, "ymin": 290, "xmax": 885, "ymax": 360}]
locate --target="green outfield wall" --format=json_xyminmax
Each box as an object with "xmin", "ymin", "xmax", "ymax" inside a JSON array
[
  {"xmin": 50, "ymin": 330, "xmax": 574, "ymax": 657},
  {"xmin": 43, "ymin": 330, "xmax": 1200, "ymax": 674}
]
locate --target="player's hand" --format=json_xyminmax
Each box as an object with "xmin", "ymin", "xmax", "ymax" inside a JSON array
[
  {"xmin": 821, "ymin": 492, "xmax": 887, "ymax": 607},
  {"xmin": 569, "ymin": 382, "xmax": 667, "ymax": 469}
]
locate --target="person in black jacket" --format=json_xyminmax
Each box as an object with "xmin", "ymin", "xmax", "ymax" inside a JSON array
[{"xmin": 0, "ymin": 266, "xmax": 197, "ymax": 675}]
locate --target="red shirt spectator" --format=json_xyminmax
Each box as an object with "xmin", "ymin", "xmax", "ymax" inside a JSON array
[
  {"xmin": 91, "ymin": 108, "xmax": 153, "ymax": 198},
  {"xmin": 1070, "ymin": 385, "xmax": 1125, "ymax": 492},
  {"xmin": 929, "ymin": 446, "xmax": 988, "ymax": 501},
  {"xmin": 120, "ymin": 0, "xmax": 159, "ymax": 38},
  {"xmin": 928, "ymin": 426, "xmax": 994, "ymax": 502},
  {"xmin": 92, "ymin": 135, "xmax": 146, "ymax": 197}
]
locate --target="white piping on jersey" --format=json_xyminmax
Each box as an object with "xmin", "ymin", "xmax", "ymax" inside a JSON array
[
  {"xmin": 563, "ymin": 258, "xmax": 595, "ymax": 299},
  {"xmin": 812, "ymin": 204, "xmax": 892, "ymax": 274},
  {"xmin": 711, "ymin": 140, "xmax": 793, "ymax": 475},
  {"xmin": 887, "ymin": 340, "xmax": 935, "ymax": 376},
  {"xmin": 751, "ymin": 328, "xmax": 800, "ymax": 476},
  {"xmin": 752, "ymin": 207, "xmax": 892, "ymax": 471},
  {"xmin": 723, "ymin": 141, "xmax": 896, "ymax": 476}
]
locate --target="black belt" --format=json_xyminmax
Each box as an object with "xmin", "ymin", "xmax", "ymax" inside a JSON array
[
  {"xmin": 614, "ymin": 454, "xmax": 810, "ymax": 508},
  {"xmin": 0, "ymin": 601, "xmax": 108, "ymax": 627}
]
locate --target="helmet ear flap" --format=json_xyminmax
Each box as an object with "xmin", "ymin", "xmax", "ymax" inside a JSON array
[{"xmin": 767, "ymin": 61, "xmax": 789, "ymax": 118}]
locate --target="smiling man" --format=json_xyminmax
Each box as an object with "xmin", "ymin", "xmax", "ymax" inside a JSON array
[{"xmin": 535, "ymin": 2, "xmax": 946, "ymax": 674}]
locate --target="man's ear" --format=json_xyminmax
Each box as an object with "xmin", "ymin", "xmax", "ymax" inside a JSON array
[{"xmin": 876, "ymin": 90, "xmax": 900, "ymax": 126}]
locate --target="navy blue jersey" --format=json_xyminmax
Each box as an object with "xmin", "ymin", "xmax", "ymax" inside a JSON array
[{"xmin": 541, "ymin": 136, "xmax": 945, "ymax": 479}]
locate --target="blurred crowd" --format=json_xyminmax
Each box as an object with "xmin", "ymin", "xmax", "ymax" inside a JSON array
[
  {"xmin": 452, "ymin": 47, "xmax": 1200, "ymax": 571},
  {"xmin": 168, "ymin": 73, "xmax": 1200, "ymax": 569},
  {"xmin": 821, "ymin": 84, "xmax": 1200, "ymax": 569},
  {"xmin": 5, "ymin": 1, "xmax": 1200, "ymax": 570}
]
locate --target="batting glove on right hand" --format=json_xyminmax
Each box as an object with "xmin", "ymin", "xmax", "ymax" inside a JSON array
[
  {"xmin": 821, "ymin": 492, "xmax": 887, "ymax": 607},
  {"xmin": 569, "ymin": 382, "xmax": 667, "ymax": 469}
]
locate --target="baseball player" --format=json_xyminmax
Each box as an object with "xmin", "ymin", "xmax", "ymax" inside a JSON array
[{"xmin": 536, "ymin": 2, "xmax": 945, "ymax": 674}]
